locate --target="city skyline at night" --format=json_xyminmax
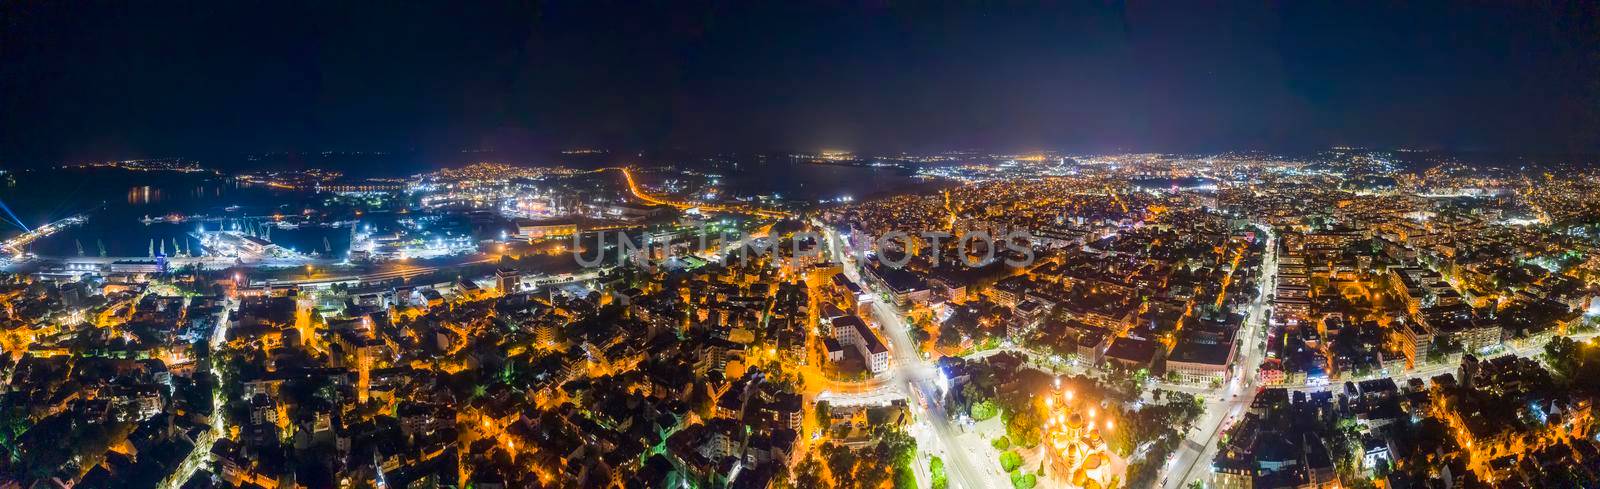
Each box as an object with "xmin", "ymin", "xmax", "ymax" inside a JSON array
[{"xmin": 3, "ymin": 3, "xmax": 1600, "ymax": 489}]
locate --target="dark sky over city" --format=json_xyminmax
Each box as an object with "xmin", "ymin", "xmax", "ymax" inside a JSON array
[{"xmin": 2, "ymin": 1, "xmax": 1598, "ymax": 168}]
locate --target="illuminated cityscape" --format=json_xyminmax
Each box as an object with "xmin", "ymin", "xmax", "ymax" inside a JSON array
[{"xmin": 3, "ymin": 3, "xmax": 1600, "ymax": 489}]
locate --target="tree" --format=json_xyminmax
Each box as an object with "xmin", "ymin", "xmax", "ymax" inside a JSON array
[
  {"xmin": 999, "ymin": 450, "xmax": 1024, "ymax": 472},
  {"xmin": 991, "ymin": 435, "xmax": 1011, "ymax": 450},
  {"xmin": 825, "ymin": 444, "xmax": 858, "ymax": 488},
  {"xmin": 961, "ymin": 382, "xmax": 991, "ymax": 409},
  {"xmin": 874, "ymin": 429, "xmax": 917, "ymax": 471},
  {"xmin": 1131, "ymin": 368, "xmax": 1151, "ymax": 397},
  {"xmin": 857, "ymin": 458, "xmax": 891, "ymax": 489},
  {"xmin": 0, "ymin": 403, "xmax": 28, "ymax": 463},
  {"xmin": 971, "ymin": 400, "xmax": 999, "ymax": 421},
  {"xmin": 1002, "ymin": 404, "xmax": 1042, "ymax": 447},
  {"xmin": 893, "ymin": 465, "xmax": 917, "ymax": 489},
  {"xmin": 937, "ymin": 321, "xmax": 963, "ymax": 349},
  {"xmin": 911, "ymin": 325, "xmax": 932, "ymax": 346},
  {"xmin": 930, "ymin": 456, "xmax": 948, "ymax": 489},
  {"xmin": 1009, "ymin": 471, "xmax": 1037, "ymax": 489},
  {"xmin": 1543, "ymin": 336, "xmax": 1600, "ymax": 394},
  {"xmin": 1544, "ymin": 336, "xmax": 1582, "ymax": 380},
  {"xmin": 794, "ymin": 454, "xmax": 828, "ymax": 489}
]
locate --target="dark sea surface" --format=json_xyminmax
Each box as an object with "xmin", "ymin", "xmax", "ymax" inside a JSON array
[
  {"xmin": 695, "ymin": 160, "xmax": 927, "ymax": 202},
  {"xmin": 0, "ymin": 168, "xmax": 356, "ymax": 257}
]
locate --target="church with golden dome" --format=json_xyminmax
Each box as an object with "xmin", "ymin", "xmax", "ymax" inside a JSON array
[{"xmin": 1037, "ymin": 387, "xmax": 1125, "ymax": 489}]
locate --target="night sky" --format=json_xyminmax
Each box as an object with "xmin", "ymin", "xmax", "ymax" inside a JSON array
[{"xmin": 3, "ymin": 1, "xmax": 1598, "ymax": 168}]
